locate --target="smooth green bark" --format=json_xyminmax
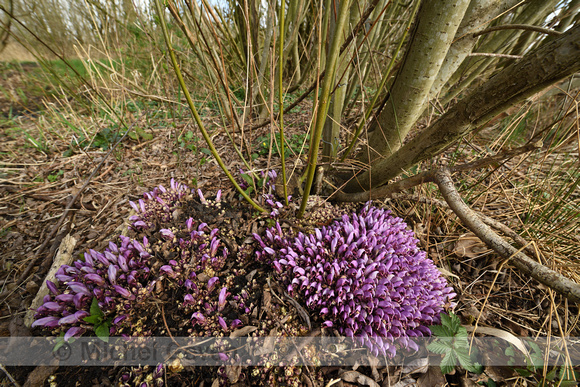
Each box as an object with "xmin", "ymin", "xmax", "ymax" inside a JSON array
[
  {"xmin": 364, "ymin": 0, "xmax": 471, "ymax": 163},
  {"xmin": 344, "ymin": 24, "xmax": 580, "ymax": 192}
]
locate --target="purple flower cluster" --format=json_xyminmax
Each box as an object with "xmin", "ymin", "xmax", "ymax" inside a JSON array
[
  {"xmin": 154, "ymin": 222, "xmax": 248, "ymax": 336},
  {"xmin": 238, "ymin": 169, "xmax": 288, "ymax": 217},
  {"xmin": 32, "ymin": 236, "xmax": 154, "ymax": 341},
  {"xmin": 33, "ymin": 184, "xmax": 251, "ymax": 344},
  {"xmin": 254, "ymin": 204, "xmax": 456, "ymax": 357},
  {"xmin": 129, "ymin": 178, "xmax": 190, "ymax": 230}
]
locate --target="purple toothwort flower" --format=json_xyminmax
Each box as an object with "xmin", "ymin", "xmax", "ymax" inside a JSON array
[
  {"xmin": 218, "ymin": 287, "xmax": 228, "ymax": 312},
  {"xmin": 207, "ymin": 277, "xmax": 219, "ymax": 293},
  {"xmin": 255, "ymin": 203, "xmax": 456, "ymax": 357}
]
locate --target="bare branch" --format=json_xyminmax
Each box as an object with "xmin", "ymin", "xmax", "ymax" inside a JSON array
[
  {"xmin": 334, "ymin": 140, "xmax": 542, "ymax": 202},
  {"xmin": 468, "ymin": 52, "xmax": 523, "ymax": 59},
  {"xmin": 473, "ymin": 24, "xmax": 562, "ymax": 38},
  {"xmin": 434, "ymin": 168, "xmax": 580, "ymax": 303}
]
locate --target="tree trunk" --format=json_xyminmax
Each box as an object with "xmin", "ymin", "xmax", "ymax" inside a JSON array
[
  {"xmin": 361, "ymin": 0, "xmax": 471, "ymax": 164},
  {"xmin": 344, "ymin": 24, "xmax": 580, "ymax": 192}
]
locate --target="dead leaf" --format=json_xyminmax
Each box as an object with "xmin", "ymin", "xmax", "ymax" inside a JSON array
[
  {"xmin": 453, "ymin": 233, "xmax": 488, "ymax": 258},
  {"xmin": 24, "ymin": 364, "xmax": 59, "ymax": 387},
  {"xmin": 340, "ymin": 370, "xmax": 380, "ymax": 387},
  {"xmin": 464, "ymin": 326, "xmax": 529, "ymax": 357},
  {"xmin": 391, "ymin": 378, "xmax": 417, "ymax": 387},
  {"xmin": 230, "ymin": 326, "xmax": 258, "ymax": 337},
  {"xmin": 416, "ymin": 367, "xmax": 446, "ymax": 386},
  {"xmin": 225, "ymin": 365, "xmax": 242, "ymax": 383},
  {"xmin": 402, "ymin": 358, "xmax": 429, "ymax": 375}
]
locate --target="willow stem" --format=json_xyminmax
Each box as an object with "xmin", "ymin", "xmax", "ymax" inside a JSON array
[{"xmin": 155, "ymin": 0, "xmax": 266, "ymax": 213}]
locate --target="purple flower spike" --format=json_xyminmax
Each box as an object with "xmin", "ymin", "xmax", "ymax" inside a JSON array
[
  {"xmin": 129, "ymin": 201, "xmax": 139, "ymax": 212},
  {"xmin": 218, "ymin": 287, "xmax": 228, "ymax": 311},
  {"xmin": 108, "ymin": 265, "xmax": 118, "ymax": 285},
  {"xmin": 73, "ymin": 294, "xmax": 86, "ymax": 310},
  {"xmin": 32, "ymin": 316, "xmax": 60, "ymax": 328},
  {"xmin": 56, "ymin": 294, "xmax": 74, "ymax": 303},
  {"xmin": 183, "ymin": 294, "xmax": 195, "ymax": 305},
  {"xmin": 160, "ymin": 229, "xmax": 175, "ymax": 240},
  {"xmin": 118, "ymin": 255, "xmax": 129, "ymax": 272},
  {"xmin": 218, "ymin": 316, "xmax": 227, "ymax": 331},
  {"xmin": 160, "ymin": 265, "xmax": 176, "ymax": 277},
  {"xmin": 46, "ymin": 280, "xmax": 60, "ymax": 295},
  {"xmin": 186, "ymin": 218, "xmax": 194, "ymax": 231},
  {"xmin": 84, "ymin": 273, "xmax": 105, "ymax": 286},
  {"xmin": 210, "ymin": 238, "xmax": 220, "ymax": 256},
  {"xmin": 230, "ymin": 319, "xmax": 243, "ymax": 329},
  {"xmin": 191, "ymin": 312, "xmax": 206, "ymax": 326},
  {"xmin": 112, "ymin": 315, "xmax": 128, "ymax": 325},
  {"xmin": 43, "ymin": 302, "xmax": 64, "ymax": 312},
  {"xmin": 64, "ymin": 327, "xmax": 85, "ymax": 342},
  {"xmin": 113, "ymin": 285, "xmax": 135, "ymax": 300},
  {"xmin": 218, "ymin": 352, "xmax": 229, "ymax": 362},
  {"xmin": 207, "ymin": 277, "xmax": 219, "ymax": 293},
  {"xmin": 83, "ymin": 252, "xmax": 94, "ymax": 266},
  {"xmin": 67, "ymin": 282, "xmax": 90, "ymax": 296},
  {"xmin": 197, "ymin": 189, "xmax": 206, "ymax": 204}
]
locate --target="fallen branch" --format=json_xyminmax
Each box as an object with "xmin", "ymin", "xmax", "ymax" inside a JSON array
[
  {"xmin": 392, "ymin": 194, "xmax": 541, "ymax": 260},
  {"xmin": 434, "ymin": 168, "xmax": 580, "ymax": 303},
  {"xmin": 333, "ymin": 140, "xmax": 542, "ymax": 202}
]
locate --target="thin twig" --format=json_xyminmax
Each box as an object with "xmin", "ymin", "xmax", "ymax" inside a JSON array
[
  {"xmin": 0, "ymin": 363, "xmax": 20, "ymax": 387},
  {"xmin": 250, "ymin": 0, "xmax": 383, "ymax": 131},
  {"xmin": 333, "ymin": 140, "xmax": 543, "ymax": 202},
  {"xmin": 473, "ymin": 24, "xmax": 562, "ymax": 38},
  {"xmin": 469, "ymin": 52, "xmax": 523, "ymax": 59},
  {"xmin": 434, "ymin": 168, "xmax": 580, "ymax": 302}
]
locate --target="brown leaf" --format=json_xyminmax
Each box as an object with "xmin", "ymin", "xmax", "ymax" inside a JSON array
[
  {"xmin": 340, "ymin": 370, "xmax": 380, "ymax": 387},
  {"xmin": 416, "ymin": 367, "xmax": 446, "ymax": 386},
  {"xmin": 453, "ymin": 233, "xmax": 489, "ymax": 258},
  {"xmin": 225, "ymin": 365, "xmax": 242, "ymax": 383}
]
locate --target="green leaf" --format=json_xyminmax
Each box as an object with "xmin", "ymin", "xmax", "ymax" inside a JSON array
[
  {"xmin": 428, "ymin": 341, "xmax": 452, "ymax": 354},
  {"xmin": 241, "ymin": 174, "xmax": 253, "ymax": 185},
  {"xmin": 53, "ymin": 332, "xmax": 66, "ymax": 352},
  {"xmin": 481, "ymin": 378, "xmax": 497, "ymax": 387},
  {"xmin": 516, "ymin": 368, "xmax": 532, "ymax": 377},
  {"xmin": 505, "ymin": 346, "xmax": 515, "ymax": 357},
  {"xmin": 440, "ymin": 350, "xmax": 458, "ymax": 375},
  {"xmin": 94, "ymin": 323, "xmax": 110, "ymax": 342},
  {"xmin": 83, "ymin": 315, "xmax": 101, "ymax": 325},
  {"xmin": 545, "ymin": 368, "xmax": 557, "ymax": 381},
  {"xmin": 558, "ymin": 366, "xmax": 580, "ymax": 381},
  {"xmin": 135, "ymin": 126, "xmax": 153, "ymax": 141},
  {"xmin": 89, "ymin": 298, "xmax": 104, "ymax": 318},
  {"xmin": 429, "ymin": 324, "xmax": 450, "ymax": 337}
]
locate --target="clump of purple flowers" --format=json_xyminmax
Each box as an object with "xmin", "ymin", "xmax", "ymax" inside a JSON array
[
  {"xmin": 129, "ymin": 178, "xmax": 190, "ymax": 229},
  {"xmin": 32, "ymin": 236, "xmax": 154, "ymax": 340},
  {"xmin": 155, "ymin": 222, "xmax": 247, "ymax": 337},
  {"xmin": 238, "ymin": 169, "xmax": 288, "ymax": 217},
  {"xmin": 254, "ymin": 204, "xmax": 456, "ymax": 357},
  {"xmin": 32, "ymin": 184, "xmax": 251, "ymax": 341}
]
